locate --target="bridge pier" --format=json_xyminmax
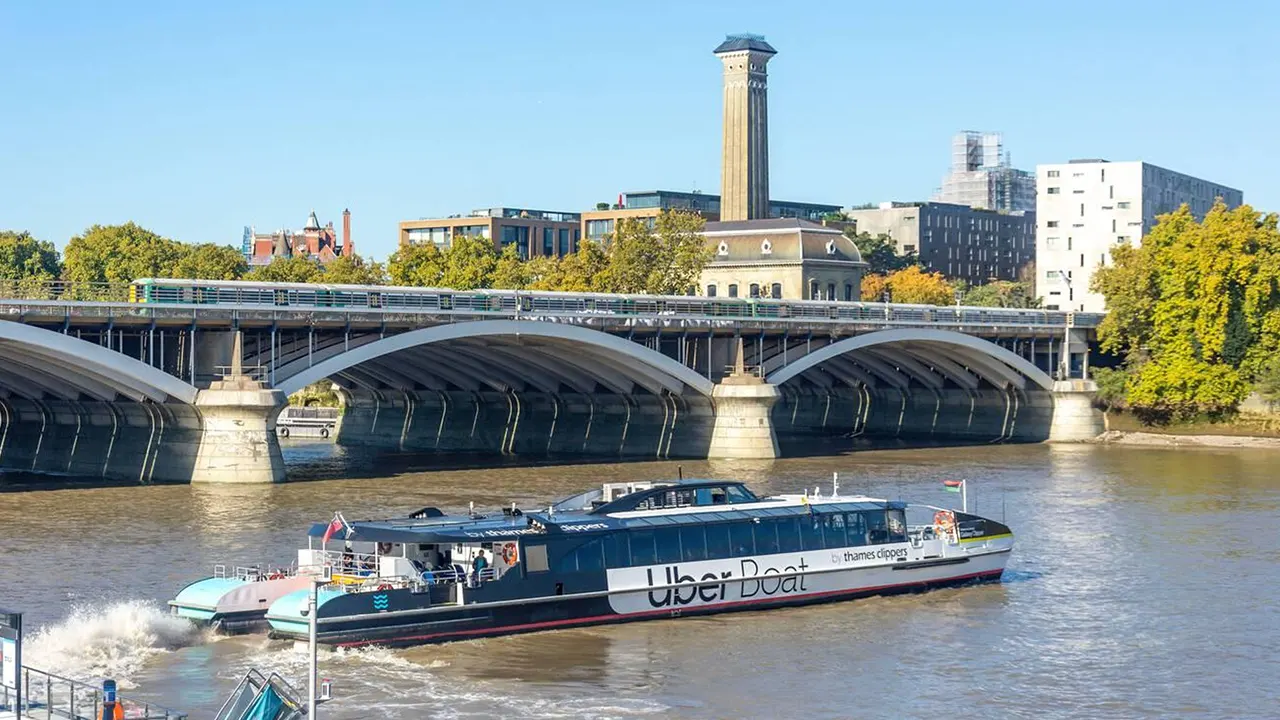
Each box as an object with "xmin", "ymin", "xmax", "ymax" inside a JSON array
[
  {"xmin": 190, "ymin": 375, "xmax": 286, "ymax": 484},
  {"xmin": 1048, "ymin": 380, "xmax": 1105, "ymax": 442},
  {"xmin": 707, "ymin": 366, "xmax": 781, "ymax": 460}
]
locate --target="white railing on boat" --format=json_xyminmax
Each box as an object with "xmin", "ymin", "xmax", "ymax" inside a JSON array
[{"xmin": 213, "ymin": 564, "xmax": 298, "ymax": 581}]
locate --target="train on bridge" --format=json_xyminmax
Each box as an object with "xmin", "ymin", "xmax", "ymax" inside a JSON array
[{"xmin": 127, "ymin": 278, "xmax": 1092, "ymax": 327}]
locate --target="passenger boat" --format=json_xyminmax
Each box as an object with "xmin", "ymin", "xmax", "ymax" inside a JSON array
[
  {"xmin": 257, "ymin": 479, "xmax": 1013, "ymax": 648},
  {"xmin": 169, "ymin": 564, "xmax": 312, "ymax": 633}
]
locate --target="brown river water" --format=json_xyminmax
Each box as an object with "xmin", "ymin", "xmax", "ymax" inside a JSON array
[{"xmin": 2, "ymin": 441, "xmax": 1278, "ymax": 719}]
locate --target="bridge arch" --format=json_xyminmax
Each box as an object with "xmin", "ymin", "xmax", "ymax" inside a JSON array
[
  {"xmin": 766, "ymin": 328, "xmax": 1054, "ymax": 391},
  {"xmin": 0, "ymin": 322, "xmax": 198, "ymax": 403},
  {"xmin": 274, "ymin": 320, "xmax": 715, "ymax": 398}
]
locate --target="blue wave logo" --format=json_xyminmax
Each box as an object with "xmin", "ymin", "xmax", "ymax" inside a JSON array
[{"xmin": 372, "ymin": 593, "xmax": 389, "ymax": 611}]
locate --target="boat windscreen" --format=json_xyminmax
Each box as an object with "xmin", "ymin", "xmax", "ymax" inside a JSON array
[{"xmin": 552, "ymin": 487, "xmax": 602, "ymax": 512}]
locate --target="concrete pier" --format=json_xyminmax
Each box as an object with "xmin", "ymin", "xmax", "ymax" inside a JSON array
[
  {"xmin": 1047, "ymin": 380, "xmax": 1105, "ymax": 442},
  {"xmin": 190, "ymin": 375, "xmax": 286, "ymax": 484},
  {"xmin": 708, "ymin": 380, "xmax": 781, "ymax": 459}
]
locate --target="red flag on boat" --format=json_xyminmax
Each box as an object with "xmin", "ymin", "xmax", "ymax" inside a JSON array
[
  {"xmin": 943, "ymin": 480, "xmax": 964, "ymax": 493},
  {"xmin": 322, "ymin": 514, "xmax": 345, "ymax": 544}
]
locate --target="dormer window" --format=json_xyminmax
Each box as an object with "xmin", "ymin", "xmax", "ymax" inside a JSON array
[
  {"xmin": 717, "ymin": 241, "xmax": 729, "ymax": 256},
  {"xmin": 825, "ymin": 240, "xmax": 837, "ymax": 255},
  {"xmin": 761, "ymin": 239, "xmax": 772, "ymax": 255}
]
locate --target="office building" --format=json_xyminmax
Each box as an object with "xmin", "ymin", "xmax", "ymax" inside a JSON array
[
  {"xmin": 1035, "ymin": 160, "xmax": 1243, "ymax": 312},
  {"xmin": 844, "ymin": 202, "xmax": 1035, "ymax": 285},
  {"xmin": 933, "ymin": 131, "xmax": 1035, "ymax": 213},
  {"xmin": 581, "ymin": 190, "xmax": 841, "ymax": 242},
  {"xmin": 400, "ymin": 207, "xmax": 581, "ymax": 259},
  {"xmin": 244, "ymin": 209, "xmax": 352, "ymax": 266}
]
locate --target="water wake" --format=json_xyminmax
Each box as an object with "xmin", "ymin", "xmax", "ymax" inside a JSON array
[{"xmin": 24, "ymin": 600, "xmax": 200, "ymax": 687}]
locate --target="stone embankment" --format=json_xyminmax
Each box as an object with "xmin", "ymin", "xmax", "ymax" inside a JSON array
[{"xmin": 1094, "ymin": 430, "xmax": 1280, "ymax": 449}]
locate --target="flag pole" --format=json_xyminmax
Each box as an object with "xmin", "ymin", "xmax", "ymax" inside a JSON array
[{"xmin": 962, "ymin": 480, "xmax": 968, "ymax": 514}]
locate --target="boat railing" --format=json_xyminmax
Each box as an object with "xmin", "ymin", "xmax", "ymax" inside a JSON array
[
  {"xmin": 907, "ymin": 524, "xmax": 957, "ymax": 545},
  {"xmin": 0, "ymin": 665, "xmax": 188, "ymax": 719},
  {"xmin": 213, "ymin": 563, "xmax": 298, "ymax": 581}
]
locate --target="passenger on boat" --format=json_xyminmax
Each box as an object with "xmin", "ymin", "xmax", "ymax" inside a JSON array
[{"xmin": 470, "ymin": 550, "xmax": 489, "ymax": 586}]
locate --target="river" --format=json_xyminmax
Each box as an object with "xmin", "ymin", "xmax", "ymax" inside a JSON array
[{"xmin": 2, "ymin": 441, "xmax": 1278, "ymax": 719}]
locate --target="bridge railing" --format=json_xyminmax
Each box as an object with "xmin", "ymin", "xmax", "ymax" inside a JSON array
[
  {"xmin": 0, "ymin": 665, "xmax": 188, "ymax": 719},
  {"xmin": 0, "ymin": 279, "xmax": 1104, "ymax": 329}
]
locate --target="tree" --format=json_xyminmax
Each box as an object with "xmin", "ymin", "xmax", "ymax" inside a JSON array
[
  {"xmin": 1092, "ymin": 201, "xmax": 1280, "ymax": 420},
  {"xmin": 62, "ymin": 222, "xmax": 186, "ymax": 286},
  {"xmin": 489, "ymin": 244, "xmax": 530, "ymax": 289},
  {"xmin": 322, "ymin": 254, "xmax": 386, "ymax": 285},
  {"xmin": 387, "ymin": 243, "xmax": 445, "ymax": 287},
  {"xmin": 844, "ymin": 230, "xmax": 915, "ymax": 274},
  {"xmin": 524, "ymin": 255, "xmax": 564, "ymax": 291},
  {"xmin": 597, "ymin": 210, "xmax": 710, "ymax": 294},
  {"xmin": 0, "ymin": 230, "xmax": 61, "ymax": 285},
  {"xmin": 439, "ymin": 235, "xmax": 497, "ymax": 290},
  {"xmin": 245, "ymin": 255, "xmax": 326, "ymax": 283},
  {"xmin": 171, "ymin": 243, "xmax": 247, "ymax": 280},
  {"xmin": 860, "ymin": 273, "xmax": 889, "ymax": 302},
  {"xmin": 962, "ymin": 280, "xmax": 1040, "ymax": 308},
  {"xmin": 1091, "ymin": 366, "xmax": 1131, "ymax": 411},
  {"xmin": 558, "ymin": 239, "xmax": 609, "ymax": 292},
  {"xmin": 885, "ymin": 266, "xmax": 954, "ymax": 305},
  {"xmin": 1254, "ymin": 355, "xmax": 1280, "ymax": 403}
]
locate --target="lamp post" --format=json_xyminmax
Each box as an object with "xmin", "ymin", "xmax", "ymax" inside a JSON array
[
  {"xmin": 307, "ymin": 577, "xmax": 318, "ymax": 719},
  {"xmin": 1059, "ymin": 272, "xmax": 1073, "ymax": 380}
]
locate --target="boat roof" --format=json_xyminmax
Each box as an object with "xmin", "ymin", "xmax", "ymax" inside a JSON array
[{"xmin": 307, "ymin": 497, "xmax": 905, "ymax": 544}]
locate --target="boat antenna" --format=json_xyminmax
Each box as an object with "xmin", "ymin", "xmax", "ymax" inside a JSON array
[
  {"xmin": 813, "ymin": 485, "xmax": 821, "ymax": 498},
  {"xmin": 832, "ymin": 471, "xmax": 840, "ymax": 498}
]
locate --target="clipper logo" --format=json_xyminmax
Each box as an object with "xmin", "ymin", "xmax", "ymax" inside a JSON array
[{"xmin": 371, "ymin": 593, "xmax": 389, "ymax": 611}]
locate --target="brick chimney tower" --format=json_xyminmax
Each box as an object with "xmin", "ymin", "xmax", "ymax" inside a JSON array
[{"xmin": 342, "ymin": 208, "xmax": 353, "ymax": 257}]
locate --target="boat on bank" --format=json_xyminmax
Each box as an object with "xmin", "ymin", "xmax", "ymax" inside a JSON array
[{"xmin": 249, "ymin": 479, "xmax": 1012, "ymax": 648}]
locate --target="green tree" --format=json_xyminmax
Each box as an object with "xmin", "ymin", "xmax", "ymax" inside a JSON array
[
  {"xmin": 171, "ymin": 243, "xmax": 248, "ymax": 280},
  {"xmin": 322, "ymin": 254, "xmax": 386, "ymax": 285},
  {"xmin": 387, "ymin": 243, "xmax": 446, "ymax": 287},
  {"xmin": 525, "ymin": 255, "xmax": 564, "ymax": 291},
  {"xmin": 439, "ymin": 234, "xmax": 497, "ymax": 290},
  {"xmin": 245, "ymin": 255, "xmax": 326, "ymax": 283},
  {"xmin": 557, "ymin": 240, "xmax": 609, "ymax": 292},
  {"xmin": 598, "ymin": 210, "xmax": 710, "ymax": 294},
  {"xmin": 844, "ymin": 230, "xmax": 915, "ymax": 274},
  {"xmin": 962, "ymin": 280, "xmax": 1040, "ymax": 308},
  {"xmin": 63, "ymin": 222, "xmax": 186, "ymax": 286},
  {"xmin": 1254, "ymin": 355, "xmax": 1280, "ymax": 403},
  {"xmin": 0, "ymin": 231, "xmax": 62, "ymax": 295},
  {"xmin": 1091, "ymin": 366, "xmax": 1131, "ymax": 411},
  {"xmin": 489, "ymin": 244, "xmax": 530, "ymax": 289}
]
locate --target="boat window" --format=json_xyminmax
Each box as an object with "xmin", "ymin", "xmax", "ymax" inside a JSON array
[
  {"xmin": 800, "ymin": 515, "xmax": 825, "ymax": 550},
  {"xmin": 705, "ymin": 523, "xmax": 732, "ymax": 559},
  {"xmin": 603, "ymin": 533, "xmax": 630, "ymax": 568},
  {"xmin": 776, "ymin": 517, "xmax": 802, "ymax": 553},
  {"xmin": 864, "ymin": 511, "xmax": 889, "ymax": 545},
  {"xmin": 886, "ymin": 509, "xmax": 908, "ymax": 543},
  {"xmin": 576, "ymin": 538, "xmax": 605, "ymax": 573},
  {"xmin": 754, "ymin": 520, "xmax": 781, "ymax": 555},
  {"xmin": 729, "ymin": 522, "xmax": 755, "ymax": 557},
  {"xmin": 630, "ymin": 530, "xmax": 657, "ymax": 566},
  {"xmin": 822, "ymin": 513, "xmax": 848, "ymax": 548},
  {"xmin": 525, "ymin": 544, "xmax": 549, "ymax": 573},
  {"xmin": 695, "ymin": 486, "xmax": 729, "ymax": 505},
  {"xmin": 655, "ymin": 527, "xmax": 682, "ymax": 564},
  {"xmin": 844, "ymin": 512, "xmax": 869, "ymax": 547},
  {"xmin": 680, "ymin": 526, "xmax": 707, "ymax": 562},
  {"xmin": 725, "ymin": 485, "xmax": 756, "ymax": 504}
]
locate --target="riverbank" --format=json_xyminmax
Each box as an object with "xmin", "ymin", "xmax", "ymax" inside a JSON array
[{"xmin": 1094, "ymin": 429, "xmax": 1280, "ymax": 449}]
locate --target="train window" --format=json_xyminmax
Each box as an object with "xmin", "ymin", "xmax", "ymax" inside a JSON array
[
  {"xmin": 368, "ymin": 293, "xmax": 382, "ymax": 308},
  {"xmin": 274, "ymin": 290, "xmax": 289, "ymax": 306},
  {"xmin": 440, "ymin": 294, "xmax": 453, "ymax": 310},
  {"xmin": 520, "ymin": 296, "xmax": 533, "ymax": 312}
]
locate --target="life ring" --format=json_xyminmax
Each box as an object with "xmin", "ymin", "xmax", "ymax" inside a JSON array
[
  {"xmin": 376, "ymin": 583, "xmax": 393, "ymax": 591},
  {"xmin": 377, "ymin": 542, "xmax": 393, "ymax": 555},
  {"xmin": 267, "ymin": 571, "xmax": 284, "ymax": 580},
  {"xmin": 320, "ymin": 427, "xmax": 330, "ymax": 439},
  {"xmin": 279, "ymin": 426, "xmax": 290, "ymax": 438},
  {"xmin": 934, "ymin": 510, "xmax": 955, "ymax": 534},
  {"xmin": 501, "ymin": 543, "xmax": 518, "ymax": 565}
]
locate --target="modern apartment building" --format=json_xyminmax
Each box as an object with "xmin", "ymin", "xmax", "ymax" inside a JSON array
[
  {"xmin": 932, "ymin": 131, "xmax": 1036, "ymax": 213},
  {"xmin": 844, "ymin": 202, "xmax": 1035, "ymax": 285},
  {"xmin": 400, "ymin": 207, "xmax": 581, "ymax": 259},
  {"xmin": 1035, "ymin": 160, "xmax": 1243, "ymax": 312},
  {"xmin": 582, "ymin": 190, "xmax": 841, "ymax": 241}
]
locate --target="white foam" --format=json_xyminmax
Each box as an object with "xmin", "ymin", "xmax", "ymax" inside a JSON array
[{"xmin": 25, "ymin": 600, "xmax": 200, "ymax": 688}]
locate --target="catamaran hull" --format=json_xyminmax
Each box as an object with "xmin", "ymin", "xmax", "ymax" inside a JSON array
[
  {"xmin": 170, "ymin": 575, "xmax": 312, "ymax": 634},
  {"xmin": 268, "ymin": 549, "xmax": 1009, "ymax": 648}
]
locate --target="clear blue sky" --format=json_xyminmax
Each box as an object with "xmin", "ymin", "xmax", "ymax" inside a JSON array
[{"xmin": 3, "ymin": 1, "xmax": 1276, "ymax": 261}]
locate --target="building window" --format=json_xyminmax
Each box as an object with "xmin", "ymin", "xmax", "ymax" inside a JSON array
[
  {"xmin": 809, "ymin": 280, "xmax": 819, "ymax": 299},
  {"xmin": 1072, "ymin": 189, "xmax": 1085, "ymax": 194},
  {"xmin": 1046, "ymin": 221, "xmax": 1058, "ymax": 228},
  {"xmin": 844, "ymin": 283, "xmax": 853, "ymax": 301},
  {"xmin": 1080, "ymin": 204, "xmax": 1085, "ymax": 217},
  {"xmin": 728, "ymin": 284, "xmax": 738, "ymax": 298},
  {"xmin": 827, "ymin": 283, "xmax": 836, "ymax": 300},
  {"xmin": 771, "ymin": 283, "xmax": 782, "ymax": 299},
  {"xmin": 586, "ymin": 219, "xmax": 614, "ymax": 240},
  {"xmin": 1116, "ymin": 236, "xmax": 1131, "ymax": 244},
  {"xmin": 1117, "ymin": 201, "xmax": 1131, "ymax": 209},
  {"xmin": 707, "ymin": 284, "xmax": 717, "ymax": 297},
  {"xmin": 1047, "ymin": 187, "xmax": 1060, "ymax": 194},
  {"xmin": 749, "ymin": 283, "xmax": 760, "ymax": 298},
  {"xmin": 501, "ymin": 225, "xmax": 530, "ymax": 258},
  {"xmin": 558, "ymin": 228, "xmax": 570, "ymax": 256},
  {"xmin": 542, "ymin": 227, "xmax": 555, "ymax": 257},
  {"xmin": 1047, "ymin": 170, "xmax": 1060, "ymax": 178}
]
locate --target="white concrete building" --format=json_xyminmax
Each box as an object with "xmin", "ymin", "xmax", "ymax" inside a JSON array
[{"xmin": 1035, "ymin": 160, "xmax": 1242, "ymax": 312}]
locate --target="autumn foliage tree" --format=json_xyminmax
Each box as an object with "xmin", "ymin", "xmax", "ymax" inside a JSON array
[{"xmin": 1092, "ymin": 201, "xmax": 1280, "ymax": 421}]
